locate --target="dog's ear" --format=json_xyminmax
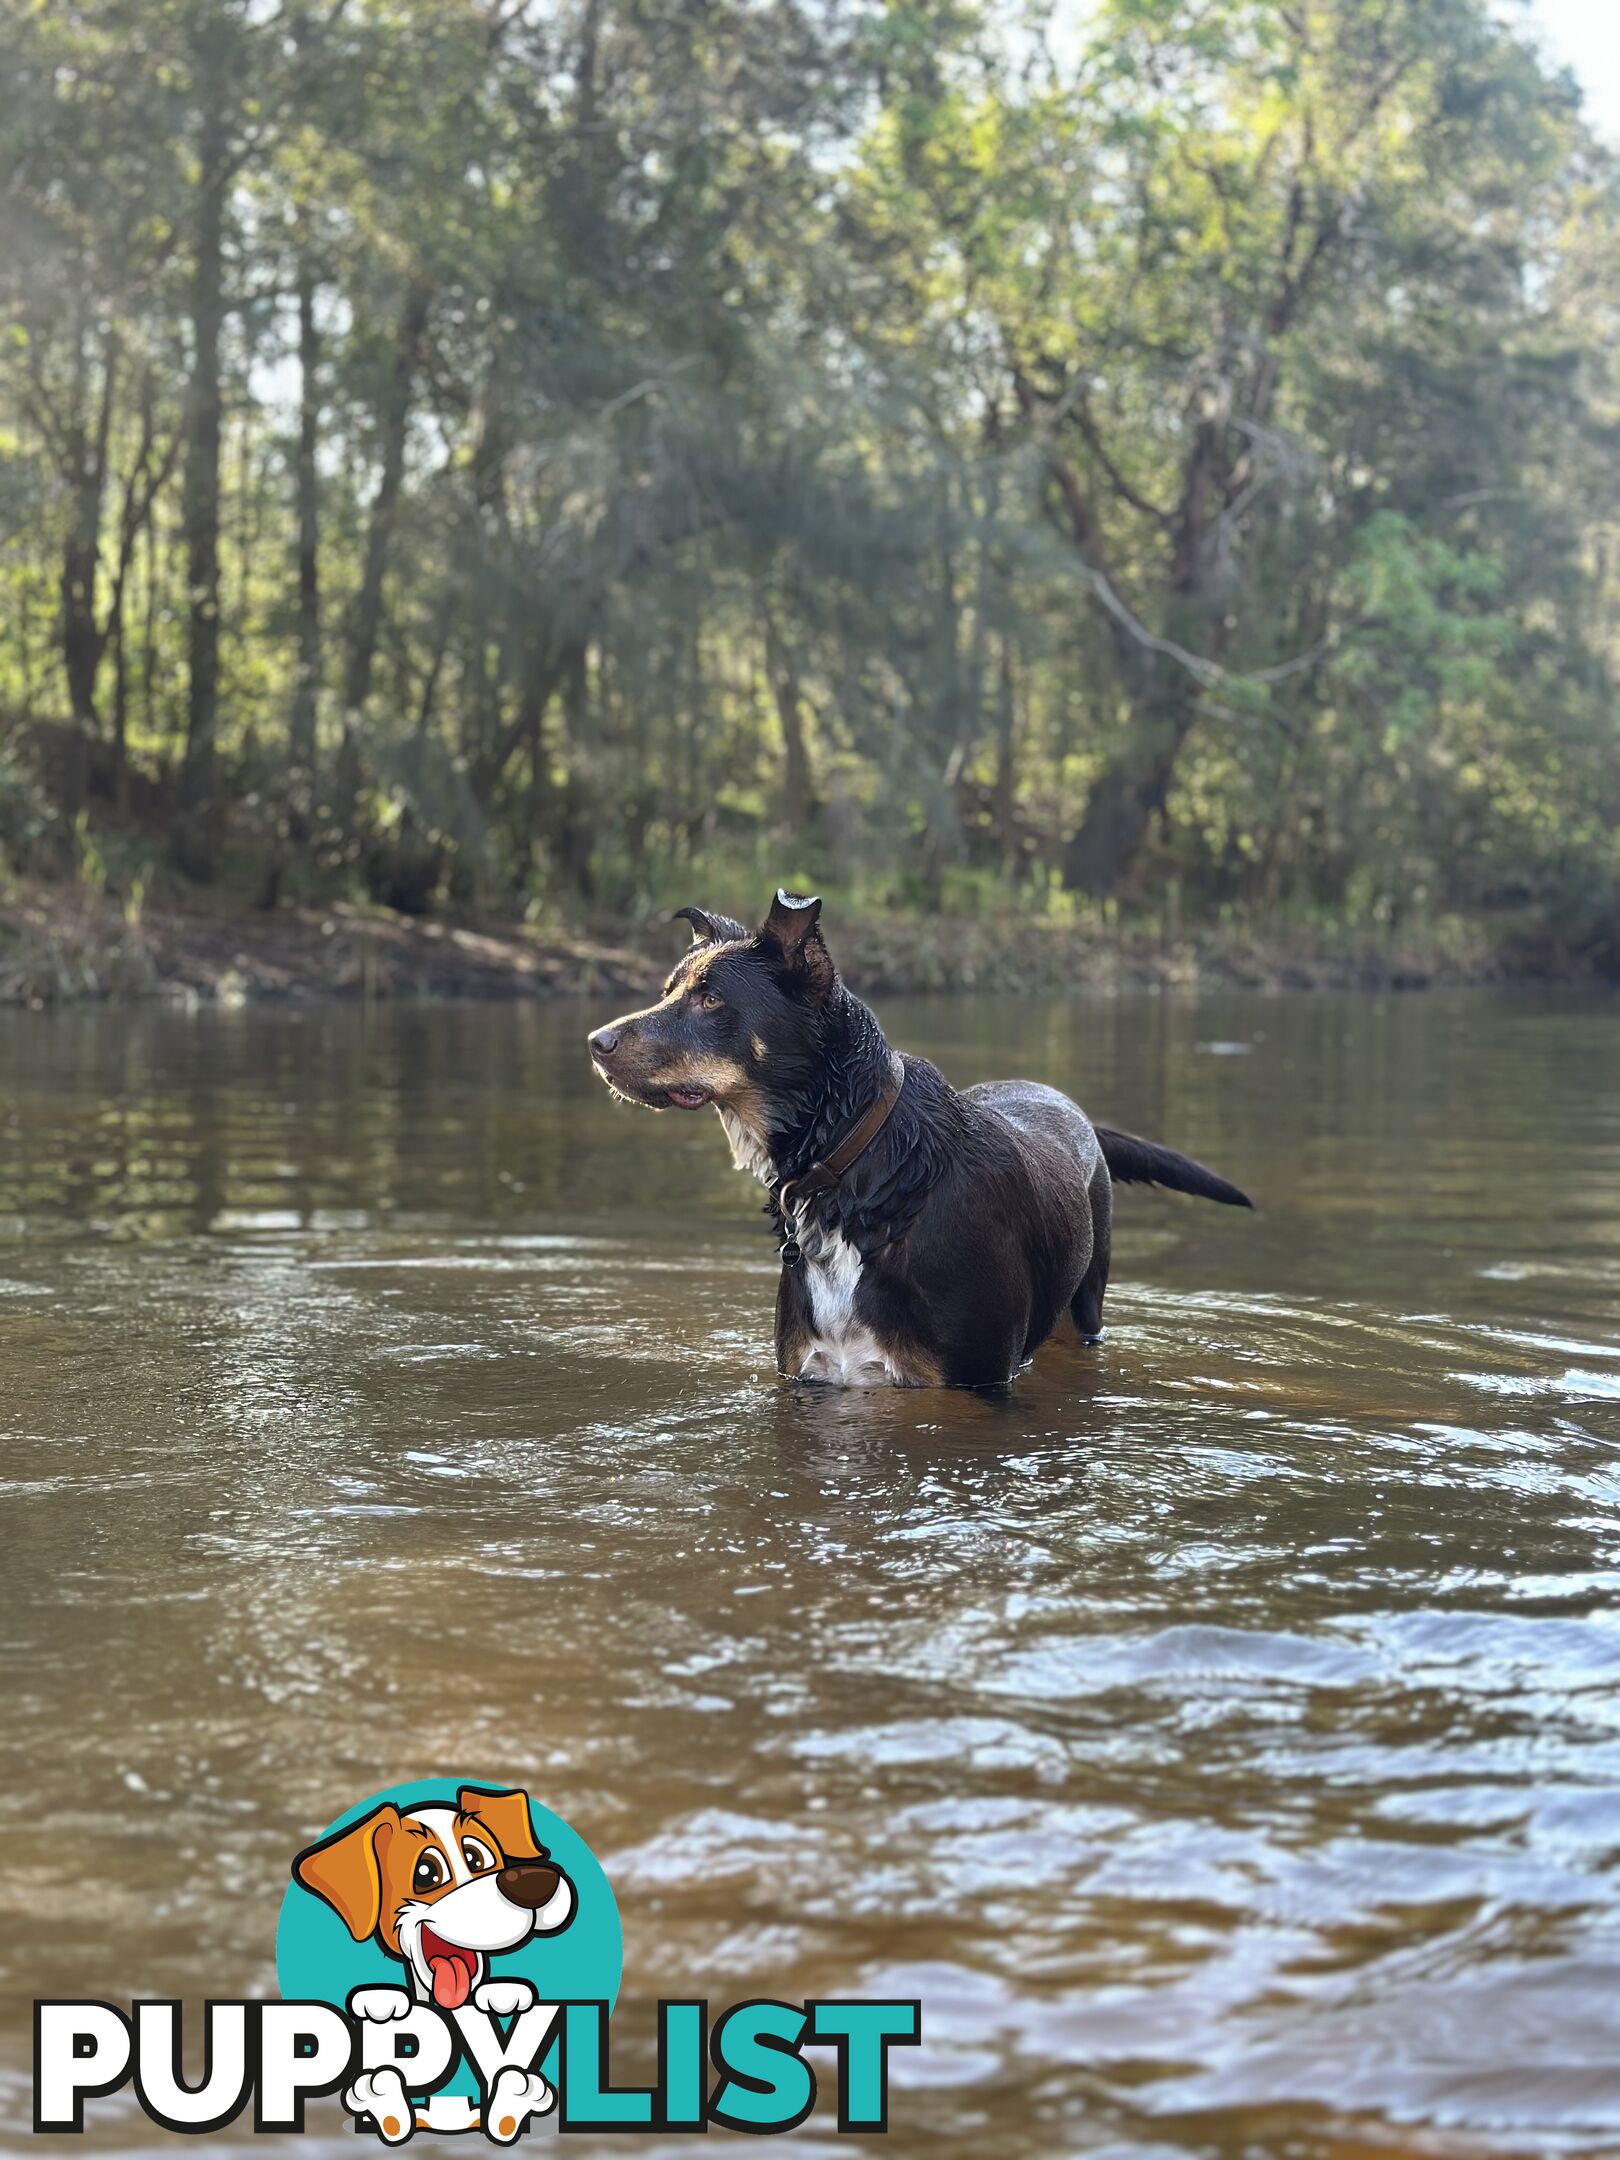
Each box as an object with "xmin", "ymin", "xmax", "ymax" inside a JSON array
[
  {"xmin": 457, "ymin": 1786, "xmax": 544, "ymax": 1863},
  {"xmin": 760, "ymin": 890, "xmax": 834, "ymax": 996},
  {"xmin": 292, "ymin": 1804, "xmax": 400, "ymax": 1941},
  {"xmin": 672, "ymin": 905, "xmax": 747, "ymax": 946},
  {"xmin": 761, "ymin": 889, "xmax": 821, "ymax": 951}
]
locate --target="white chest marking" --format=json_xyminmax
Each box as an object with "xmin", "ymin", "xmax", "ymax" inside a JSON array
[
  {"xmin": 798, "ymin": 1223, "xmax": 904, "ymax": 1387},
  {"xmin": 711, "ymin": 1106, "xmax": 906, "ymax": 1387}
]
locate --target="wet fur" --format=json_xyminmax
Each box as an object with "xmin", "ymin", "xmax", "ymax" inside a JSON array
[{"xmin": 589, "ymin": 894, "xmax": 1252, "ymax": 1389}]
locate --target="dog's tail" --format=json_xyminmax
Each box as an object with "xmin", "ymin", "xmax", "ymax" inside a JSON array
[{"xmin": 1095, "ymin": 1126, "xmax": 1253, "ymax": 1209}]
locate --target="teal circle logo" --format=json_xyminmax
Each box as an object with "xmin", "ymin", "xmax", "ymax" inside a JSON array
[{"xmin": 276, "ymin": 1781, "xmax": 621, "ymax": 2106}]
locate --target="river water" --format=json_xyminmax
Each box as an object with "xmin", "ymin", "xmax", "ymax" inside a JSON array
[{"xmin": 3, "ymin": 989, "xmax": 1619, "ymax": 2158}]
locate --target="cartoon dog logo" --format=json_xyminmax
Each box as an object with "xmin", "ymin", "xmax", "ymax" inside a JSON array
[{"xmin": 293, "ymin": 1785, "xmax": 575, "ymax": 2140}]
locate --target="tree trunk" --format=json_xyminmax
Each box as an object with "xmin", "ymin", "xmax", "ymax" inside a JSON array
[
  {"xmin": 142, "ymin": 514, "xmax": 159, "ymax": 745},
  {"xmin": 58, "ymin": 319, "xmax": 116, "ymax": 750},
  {"xmin": 556, "ymin": 644, "xmax": 595, "ymax": 899},
  {"xmin": 1063, "ymin": 406, "xmax": 1227, "ymax": 899},
  {"xmin": 1062, "ymin": 666, "xmax": 1200, "ymax": 898},
  {"xmin": 413, "ymin": 593, "xmax": 453, "ymax": 762},
  {"xmin": 463, "ymin": 340, "xmax": 512, "ymax": 791},
  {"xmin": 289, "ymin": 237, "xmax": 322, "ymax": 834},
  {"xmin": 516, "ymin": 625, "xmax": 554, "ymax": 888},
  {"xmin": 112, "ymin": 601, "xmax": 129, "ymax": 775},
  {"xmin": 342, "ymin": 281, "xmax": 430, "ymax": 728},
  {"xmin": 107, "ymin": 366, "xmax": 181, "ymax": 788},
  {"xmin": 992, "ymin": 635, "xmax": 1016, "ymax": 867},
  {"xmin": 178, "ymin": 41, "xmax": 229, "ymax": 872},
  {"xmin": 763, "ymin": 609, "xmax": 818, "ymax": 822},
  {"xmin": 1047, "ymin": 155, "xmax": 1349, "ymax": 900}
]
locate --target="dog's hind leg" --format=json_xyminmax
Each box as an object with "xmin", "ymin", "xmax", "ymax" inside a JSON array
[{"xmin": 1071, "ymin": 1167, "xmax": 1111, "ymax": 1342}]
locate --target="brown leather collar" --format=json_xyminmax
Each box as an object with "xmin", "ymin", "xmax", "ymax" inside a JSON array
[{"xmin": 777, "ymin": 1055, "xmax": 904, "ymax": 1244}]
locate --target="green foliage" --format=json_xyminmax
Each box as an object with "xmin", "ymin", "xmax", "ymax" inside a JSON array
[{"xmin": 0, "ymin": 0, "xmax": 1615, "ymax": 949}]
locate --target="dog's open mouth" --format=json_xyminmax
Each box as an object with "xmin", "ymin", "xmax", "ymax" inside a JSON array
[
  {"xmin": 419, "ymin": 1924, "xmax": 484, "ymax": 2010},
  {"xmin": 591, "ymin": 1061, "xmax": 709, "ymax": 1112}
]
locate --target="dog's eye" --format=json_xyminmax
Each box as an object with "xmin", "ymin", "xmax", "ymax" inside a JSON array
[
  {"xmin": 461, "ymin": 1836, "xmax": 496, "ymax": 1875},
  {"xmin": 699, "ymin": 991, "xmax": 725, "ymax": 1013},
  {"xmin": 412, "ymin": 1850, "xmax": 448, "ymax": 1894}
]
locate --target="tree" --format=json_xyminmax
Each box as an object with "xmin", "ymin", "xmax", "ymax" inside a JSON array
[{"xmin": 0, "ymin": 0, "xmax": 1614, "ymax": 949}]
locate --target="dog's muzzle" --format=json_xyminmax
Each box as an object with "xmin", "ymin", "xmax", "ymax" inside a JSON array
[{"xmin": 587, "ymin": 1020, "xmax": 711, "ymax": 1110}]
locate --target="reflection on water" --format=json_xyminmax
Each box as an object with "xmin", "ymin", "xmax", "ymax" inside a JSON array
[{"xmin": 2, "ymin": 990, "xmax": 1619, "ymax": 2158}]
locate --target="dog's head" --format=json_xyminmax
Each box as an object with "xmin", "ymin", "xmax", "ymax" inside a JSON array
[
  {"xmin": 587, "ymin": 891, "xmax": 838, "ymax": 1141},
  {"xmin": 292, "ymin": 1786, "xmax": 574, "ymax": 2009}
]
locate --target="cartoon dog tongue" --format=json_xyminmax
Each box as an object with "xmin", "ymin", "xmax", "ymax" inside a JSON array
[{"xmin": 424, "ymin": 1934, "xmax": 477, "ymax": 2009}]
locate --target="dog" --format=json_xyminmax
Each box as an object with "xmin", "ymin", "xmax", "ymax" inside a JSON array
[
  {"xmin": 588, "ymin": 891, "xmax": 1252, "ymax": 1388},
  {"xmin": 293, "ymin": 1786, "xmax": 574, "ymax": 2141}
]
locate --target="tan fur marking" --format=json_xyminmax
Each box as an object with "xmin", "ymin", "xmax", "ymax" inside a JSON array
[
  {"xmin": 888, "ymin": 1344, "xmax": 946, "ymax": 1387},
  {"xmin": 647, "ymin": 1050, "xmax": 753, "ymax": 1095},
  {"xmin": 661, "ymin": 942, "xmax": 746, "ymax": 998}
]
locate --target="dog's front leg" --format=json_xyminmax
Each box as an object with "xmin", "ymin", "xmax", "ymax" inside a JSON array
[
  {"xmin": 775, "ymin": 1263, "xmax": 814, "ymax": 1379},
  {"xmin": 344, "ymin": 2067, "xmax": 415, "ymax": 2144},
  {"xmin": 484, "ymin": 2067, "xmax": 556, "ymax": 2142},
  {"xmin": 343, "ymin": 1990, "xmax": 421, "ymax": 2141}
]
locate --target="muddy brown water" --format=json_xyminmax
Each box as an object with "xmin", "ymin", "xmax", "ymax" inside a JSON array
[{"xmin": 3, "ymin": 990, "xmax": 1620, "ymax": 2159}]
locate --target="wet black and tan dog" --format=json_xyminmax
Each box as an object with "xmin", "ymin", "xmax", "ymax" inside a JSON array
[{"xmin": 588, "ymin": 891, "xmax": 1251, "ymax": 1388}]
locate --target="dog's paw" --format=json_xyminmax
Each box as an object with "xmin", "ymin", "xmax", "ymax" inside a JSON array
[
  {"xmin": 483, "ymin": 2067, "xmax": 554, "ymax": 2142},
  {"xmin": 472, "ymin": 1977, "xmax": 536, "ymax": 2018},
  {"xmin": 345, "ymin": 2068, "xmax": 414, "ymax": 2143},
  {"xmin": 349, "ymin": 1986, "xmax": 413, "ymax": 2024}
]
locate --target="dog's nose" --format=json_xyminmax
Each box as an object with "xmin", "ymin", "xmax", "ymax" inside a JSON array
[
  {"xmin": 588, "ymin": 1026, "xmax": 620, "ymax": 1061},
  {"xmin": 497, "ymin": 1861, "xmax": 563, "ymax": 1910}
]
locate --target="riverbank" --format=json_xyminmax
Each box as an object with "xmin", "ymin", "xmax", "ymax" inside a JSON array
[{"xmin": 4, "ymin": 881, "xmax": 1610, "ymax": 1007}]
